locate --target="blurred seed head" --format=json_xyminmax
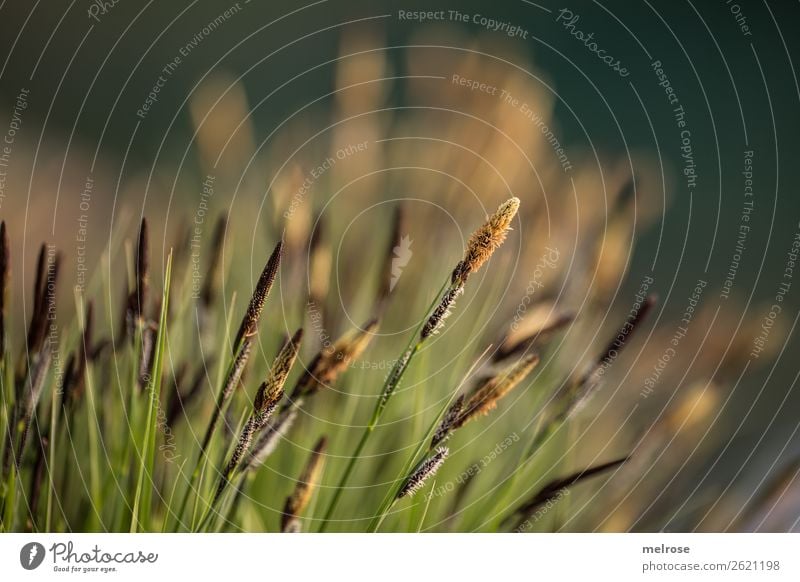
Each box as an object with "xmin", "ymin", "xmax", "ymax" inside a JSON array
[
  {"xmin": 456, "ymin": 354, "xmax": 540, "ymax": 429},
  {"xmin": 292, "ymin": 319, "xmax": 378, "ymax": 400},
  {"xmin": 281, "ymin": 436, "xmax": 328, "ymax": 532}
]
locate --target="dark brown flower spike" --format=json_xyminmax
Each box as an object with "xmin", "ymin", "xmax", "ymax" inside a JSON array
[
  {"xmin": 233, "ymin": 240, "xmax": 282, "ymax": 350},
  {"xmin": 421, "ymin": 282, "xmax": 464, "ymax": 341},
  {"xmin": 214, "ymin": 330, "xmax": 303, "ymax": 504},
  {"xmin": 0, "ymin": 221, "xmax": 8, "ymax": 356},
  {"xmin": 495, "ymin": 312, "xmax": 575, "ymax": 362},
  {"xmin": 201, "ymin": 215, "xmax": 226, "ymax": 309},
  {"xmin": 128, "ymin": 218, "xmax": 149, "ymax": 325},
  {"xmin": 375, "ymin": 203, "xmax": 405, "ymax": 312},
  {"xmin": 397, "ymin": 447, "xmax": 449, "ymax": 500},
  {"xmin": 506, "ymin": 455, "xmax": 630, "ymax": 531},
  {"xmin": 562, "ymin": 294, "xmax": 657, "ymax": 418}
]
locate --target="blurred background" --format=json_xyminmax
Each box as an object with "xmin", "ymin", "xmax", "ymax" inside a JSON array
[{"xmin": 1, "ymin": 0, "xmax": 799, "ymax": 531}]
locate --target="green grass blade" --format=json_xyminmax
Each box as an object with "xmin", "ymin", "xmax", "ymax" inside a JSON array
[{"xmin": 130, "ymin": 251, "xmax": 173, "ymax": 532}]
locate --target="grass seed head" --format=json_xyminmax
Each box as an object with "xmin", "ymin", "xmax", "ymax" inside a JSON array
[
  {"xmin": 431, "ymin": 394, "xmax": 465, "ymax": 449},
  {"xmin": 508, "ymin": 455, "xmax": 629, "ymax": 531},
  {"xmin": 281, "ymin": 436, "xmax": 328, "ymax": 532},
  {"xmin": 421, "ymin": 282, "xmax": 464, "ymax": 341},
  {"xmin": 136, "ymin": 217, "xmax": 149, "ymax": 320},
  {"xmin": 496, "ymin": 311, "xmax": 574, "ymax": 361},
  {"xmin": 563, "ymin": 294, "xmax": 657, "ymax": 417},
  {"xmin": 234, "ymin": 240, "xmax": 283, "ymax": 348},
  {"xmin": 397, "ymin": 447, "xmax": 449, "ymax": 499},
  {"xmin": 376, "ymin": 203, "xmax": 405, "ymax": 310},
  {"xmin": 245, "ymin": 406, "xmax": 299, "ymax": 471},
  {"xmin": 452, "ymin": 197, "xmax": 519, "ymax": 285},
  {"xmin": 253, "ymin": 328, "xmax": 303, "ymax": 428},
  {"xmin": 200, "ymin": 215, "xmax": 226, "ymax": 308},
  {"xmin": 0, "ymin": 221, "xmax": 8, "ymax": 355},
  {"xmin": 27, "ymin": 244, "xmax": 59, "ymax": 355},
  {"xmin": 292, "ymin": 319, "xmax": 378, "ymax": 399},
  {"xmin": 457, "ymin": 354, "xmax": 540, "ymax": 428}
]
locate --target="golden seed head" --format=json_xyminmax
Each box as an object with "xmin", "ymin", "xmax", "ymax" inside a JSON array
[
  {"xmin": 452, "ymin": 197, "xmax": 520, "ymax": 285},
  {"xmin": 458, "ymin": 353, "xmax": 539, "ymax": 426},
  {"xmin": 254, "ymin": 328, "xmax": 303, "ymax": 419},
  {"xmin": 295, "ymin": 319, "xmax": 378, "ymax": 398},
  {"xmin": 320, "ymin": 319, "xmax": 378, "ymax": 382}
]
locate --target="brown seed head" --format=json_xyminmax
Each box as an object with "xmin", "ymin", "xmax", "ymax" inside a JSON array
[
  {"xmin": 234, "ymin": 240, "xmax": 283, "ymax": 349},
  {"xmin": 136, "ymin": 218, "xmax": 149, "ymax": 320},
  {"xmin": 244, "ymin": 406, "xmax": 298, "ymax": 471},
  {"xmin": 431, "ymin": 394, "xmax": 465, "ymax": 449},
  {"xmin": 507, "ymin": 455, "xmax": 629, "ymax": 531},
  {"xmin": 0, "ymin": 221, "xmax": 8, "ymax": 354},
  {"xmin": 292, "ymin": 319, "xmax": 378, "ymax": 399},
  {"xmin": 253, "ymin": 328, "xmax": 303, "ymax": 427},
  {"xmin": 563, "ymin": 294, "xmax": 657, "ymax": 418},
  {"xmin": 496, "ymin": 311, "xmax": 574, "ymax": 361},
  {"xmin": 201, "ymin": 215, "xmax": 226, "ymax": 308},
  {"xmin": 421, "ymin": 282, "xmax": 464, "ymax": 341},
  {"xmin": 452, "ymin": 197, "xmax": 519, "ymax": 285},
  {"xmin": 29, "ymin": 248, "xmax": 61, "ymax": 356},
  {"xmin": 457, "ymin": 354, "xmax": 540, "ymax": 428},
  {"xmin": 32, "ymin": 244, "xmax": 46, "ymax": 317},
  {"xmin": 376, "ymin": 204, "xmax": 405, "ymax": 308},
  {"xmin": 281, "ymin": 436, "xmax": 328, "ymax": 532},
  {"xmin": 397, "ymin": 447, "xmax": 449, "ymax": 499}
]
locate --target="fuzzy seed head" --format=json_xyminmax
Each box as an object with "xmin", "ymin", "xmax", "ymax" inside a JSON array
[
  {"xmin": 452, "ymin": 197, "xmax": 519, "ymax": 285},
  {"xmin": 253, "ymin": 328, "xmax": 303, "ymax": 422},
  {"xmin": 223, "ymin": 338, "xmax": 252, "ymax": 403},
  {"xmin": 397, "ymin": 447, "xmax": 449, "ymax": 499},
  {"xmin": 421, "ymin": 283, "xmax": 463, "ymax": 341},
  {"xmin": 293, "ymin": 319, "xmax": 378, "ymax": 398},
  {"xmin": 431, "ymin": 394, "xmax": 465, "ymax": 449},
  {"xmin": 245, "ymin": 406, "xmax": 298, "ymax": 471},
  {"xmin": 234, "ymin": 240, "xmax": 282, "ymax": 348},
  {"xmin": 458, "ymin": 354, "xmax": 539, "ymax": 428}
]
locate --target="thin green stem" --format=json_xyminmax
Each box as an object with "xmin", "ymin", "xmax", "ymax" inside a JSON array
[
  {"xmin": 317, "ymin": 279, "xmax": 449, "ymax": 532},
  {"xmin": 45, "ymin": 375, "xmax": 58, "ymax": 532},
  {"xmin": 130, "ymin": 252, "xmax": 173, "ymax": 532},
  {"xmin": 483, "ymin": 417, "xmax": 563, "ymax": 531},
  {"xmin": 173, "ymin": 295, "xmax": 238, "ymax": 530},
  {"xmin": 367, "ymin": 346, "xmax": 491, "ymax": 532}
]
